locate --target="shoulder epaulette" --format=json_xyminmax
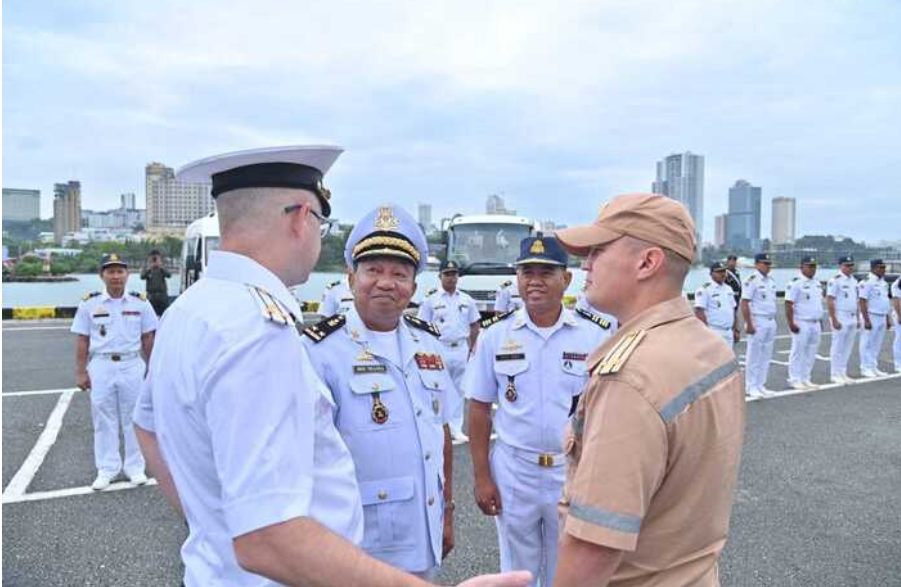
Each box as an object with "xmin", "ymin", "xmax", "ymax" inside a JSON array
[
  {"xmin": 702, "ymin": 281, "xmax": 711, "ymax": 288},
  {"xmin": 427, "ymin": 287, "xmax": 438, "ymax": 296},
  {"xmin": 831, "ymin": 274, "xmax": 841, "ymax": 280},
  {"xmin": 83, "ymin": 291, "xmax": 101, "ymax": 301},
  {"xmin": 480, "ymin": 310, "xmax": 514, "ymax": 329},
  {"xmin": 746, "ymin": 274, "xmax": 757, "ymax": 282},
  {"xmin": 575, "ymin": 308, "xmax": 611, "ymax": 329},
  {"xmin": 790, "ymin": 276, "xmax": 800, "ymax": 282},
  {"xmin": 404, "ymin": 314, "xmax": 441, "ymax": 337},
  {"xmin": 247, "ymin": 285, "xmax": 296, "ymax": 326},
  {"xmin": 326, "ymin": 280, "xmax": 341, "ymax": 289},
  {"xmin": 593, "ymin": 330, "xmax": 647, "ymax": 375},
  {"xmin": 303, "ymin": 314, "xmax": 346, "ymax": 342},
  {"xmin": 129, "ymin": 291, "xmax": 147, "ymax": 301},
  {"xmin": 501, "ymin": 280, "xmax": 512, "ymax": 288}
]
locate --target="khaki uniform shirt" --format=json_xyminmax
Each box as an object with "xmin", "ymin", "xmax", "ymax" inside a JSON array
[{"xmin": 559, "ymin": 297, "xmax": 745, "ymax": 587}]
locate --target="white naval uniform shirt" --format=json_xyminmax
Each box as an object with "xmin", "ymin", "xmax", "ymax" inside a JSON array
[
  {"xmin": 892, "ymin": 278, "xmax": 901, "ymax": 320},
  {"xmin": 463, "ymin": 307, "xmax": 613, "ymax": 455},
  {"xmin": 494, "ymin": 281, "xmax": 524, "ymax": 313},
  {"xmin": 133, "ymin": 251, "xmax": 363, "ymax": 587},
  {"xmin": 826, "ymin": 273, "xmax": 859, "ymax": 312},
  {"xmin": 302, "ymin": 308, "xmax": 454, "ymax": 573},
  {"xmin": 418, "ymin": 288, "xmax": 481, "ymax": 344},
  {"xmin": 574, "ymin": 292, "xmax": 620, "ymax": 331},
  {"xmin": 858, "ymin": 273, "xmax": 890, "ymax": 315},
  {"xmin": 785, "ymin": 275, "xmax": 825, "ymax": 321},
  {"xmin": 742, "ymin": 270, "xmax": 778, "ymax": 317},
  {"xmin": 71, "ymin": 291, "xmax": 158, "ymax": 354},
  {"xmin": 693, "ymin": 281, "xmax": 736, "ymax": 329},
  {"xmin": 320, "ymin": 277, "xmax": 354, "ymax": 316}
]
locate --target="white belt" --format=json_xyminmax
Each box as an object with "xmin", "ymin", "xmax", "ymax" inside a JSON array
[
  {"xmin": 499, "ymin": 441, "xmax": 565, "ymax": 468},
  {"xmin": 796, "ymin": 318, "xmax": 822, "ymax": 322},
  {"xmin": 837, "ymin": 309, "xmax": 857, "ymax": 314},
  {"xmin": 91, "ymin": 351, "xmax": 140, "ymax": 362},
  {"xmin": 752, "ymin": 314, "xmax": 776, "ymax": 320}
]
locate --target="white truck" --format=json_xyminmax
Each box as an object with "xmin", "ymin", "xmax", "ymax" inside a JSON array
[{"xmin": 180, "ymin": 213, "xmax": 221, "ymax": 293}]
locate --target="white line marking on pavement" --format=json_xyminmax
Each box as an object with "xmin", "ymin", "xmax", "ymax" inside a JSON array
[
  {"xmin": 2, "ymin": 326, "xmax": 72, "ymax": 332},
  {"xmin": 3, "ymin": 388, "xmax": 83, "ymax": 397},
  {"xmin": 2, "ymin": 479, "xmax": 159, "ymax": 505},
  {"xmin": 2, "ymin": 390, "xmax": 76, "ymax": 499},
  {"xmin": 816, "ymin": 355, "xmax": 830, "ymax": 361},
  {"xmin": 770, "ymin": 360, "xmax": 789, "ymax": 366},
  {"xmin": 744, "ymin": 372, "xmax": 901, "ymax": 403}
]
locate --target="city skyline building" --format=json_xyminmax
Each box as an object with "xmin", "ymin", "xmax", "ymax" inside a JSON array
[
  {"xmin": 652, "ymin": 151, "xmax": 705, "ymax": 246},
  {"xmin": 2, "ymin": 188, "xmax": 41, "ymax": 222},
  {"xmin": 418, "ymin": 203, "xmax": 432, "ymax": 232},
  {"xmin": 145, "ymin": 162, "xmax": 213, "ymax": 232},
  {"xmin": 714, "ymin": 214, "xmax": 727, "ymax": 247},
  {"xmin": 772, "ymin": 196, "xmax": 797, "ymax": 245},
  {"xmin": 53, "ymin": 181, "xmax": 82, "ymax": 242},
  {"xmin": 725, "ymin": 179, "xmax": 762, "ymax": 251},
  {"xmin": 486, "ymin": 193, "xmax": 516, "ymax": 216},
  {"xmin": 120, "ymin": 192, "xmax": 137, "ymax": 210}
]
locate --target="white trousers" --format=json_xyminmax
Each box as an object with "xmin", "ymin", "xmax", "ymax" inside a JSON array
[
  {"xmin": 87, "ymin": 356, "xmax": 146, "ymax": 477},
  {"xmin": 711, "ymin": 326, "xmax": 734, "ymax": 348},
  {"xmin": 745, "ymin": 316, "xmax": 777, "ymax": 391},
  {"xmin": 859, "ymin": 315, "xmax": 888, "ymax": 372},
  {"xmin": 829, "ymin": 311, "xmax": 858, "ymax": 378},
  {"xmin": 441, "ymin": 342, "xmax": 469, "ymax": 436},
  {"xmin": 491, "ymin": 443, "xmax": 565, "ymax": 587},
  {"xmin": 788, "ymin": 321, "xmax": 821, "ymax": 384},
  {"xmin": 894, "ymin": 315, "xmax": 901, "ymax": 370}
]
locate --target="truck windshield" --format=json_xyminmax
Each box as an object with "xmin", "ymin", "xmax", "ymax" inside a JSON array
[{"xmin": 448, "ymin": 224, "xmax": 532, "ymax": 267}]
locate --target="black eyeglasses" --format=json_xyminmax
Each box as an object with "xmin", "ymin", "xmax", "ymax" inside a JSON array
[{"xmin": 284, "ymin": 204, "xmax": 337, "ymax": 238}]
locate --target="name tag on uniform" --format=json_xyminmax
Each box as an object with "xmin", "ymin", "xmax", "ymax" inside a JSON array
[
  {"xmin": 353, "ymin": 364, "xmax": 388, "ymax": 374},
  {"xmin": 92, "ymin": 311, "xmax": 110, "ymax": 318},
  {"xmin": 434, "ymin": 304, "xmax": 447, "ymax": 310},
  {"xmin": 495, "ymin": 353, "xmax": 526, "ymax": 361},
  {"xmin": 122, "ymin": 310, "xmax": 141, "ymax": 316},
  {"xmin": 562, "ymin": 352, "xmax": 587, "ymax": 361}
]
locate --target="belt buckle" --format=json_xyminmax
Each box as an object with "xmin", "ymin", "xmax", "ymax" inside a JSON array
[
  {"xmin": 538, "ymin": 454, "xmax": 554, "ymax": 467},
  {"xmin": 450, "ymin": 342, "xmax": 459, "ymax": 348},
  {"xmin": 111, "ymin": 354, "xmax": 121, "ymax": 362}
]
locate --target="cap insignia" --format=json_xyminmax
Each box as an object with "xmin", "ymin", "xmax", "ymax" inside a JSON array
[
  {"xmin": 374, "ymin": 206, "xmax": 400, "ymax": 231},
  {"xmin": 530, "ymin": 240, "xmax": 545, "ymax": 254}
]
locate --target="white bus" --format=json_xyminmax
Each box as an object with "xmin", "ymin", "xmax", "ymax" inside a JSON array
[{"xmin": 180, "ymin": 213, "xmax": 221, "ymax": 293}]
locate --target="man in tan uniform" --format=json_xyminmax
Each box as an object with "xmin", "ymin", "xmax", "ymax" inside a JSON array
[{"xmin": 553, "ymin": 193, "xmax": 746, "ymax": 587}]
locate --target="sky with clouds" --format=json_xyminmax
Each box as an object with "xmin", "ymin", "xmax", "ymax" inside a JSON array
[{"xmin": 3, "ymin": 0, "xmax": 900, "ymax": 243}]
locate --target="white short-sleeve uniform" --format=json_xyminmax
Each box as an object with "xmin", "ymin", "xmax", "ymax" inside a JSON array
[
  {"xmin": 494, "ymin": 280, "xmax": 524, "ymax": 313},
  {"xmin": 858, "ymin": 272, "xmax": 891, "ymax": 373},
  {"xmin": 785, "ymin": 275, "xmax": 825, "ymax": 385},
  {"xmin": 892, "ymin": 278, "xmax": 901, "ymax": 370},
  {"xmin": 693, "ymin": 281, "xmax": 736, "ymax": 346},
  {"xmin": 826, "ymin": 272, "xmax": 859, "ymax": 379},
  {"xmin": 742, "ymin": 270, "xmax": 778, "ymax": 394},
  {"xmin": 302, "ymin": 308, "xmax": 454, "ymax": 575},
  {"xmin": 463, "ymin": 307, "xmax": 614, "ymax": 587},
  {"xmin": 320, "ymin": 277, "xmax": 354, "ymax": 316},
  {"xmin": 573, "ymin": 292, "xmax": 619, "ymax": 333},
  {"xmin": 71, "ymin": 290, "xmax": 158, "ymax": 477},
  {"xmin": 133, "ymin": 251, "xmax": 363, "ymax": 587},
  {"xmin": 418, "ymin": 287, "xmax": 481, "ymax": 436}
]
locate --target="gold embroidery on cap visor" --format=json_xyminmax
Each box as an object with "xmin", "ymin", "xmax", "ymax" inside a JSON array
[{"xmin": 352, "ymin": 236, "xmax": 421, "ymax": 264}]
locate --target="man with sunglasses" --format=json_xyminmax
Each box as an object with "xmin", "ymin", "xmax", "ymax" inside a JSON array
[{"xmin": 133, "ymin": 147, "xmax": 528, "ymax": 587}]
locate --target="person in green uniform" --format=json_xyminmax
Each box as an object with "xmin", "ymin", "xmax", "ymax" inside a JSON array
[{"xmin": 141, "ymin": 249, "xmax": 171, "ymax": 316}]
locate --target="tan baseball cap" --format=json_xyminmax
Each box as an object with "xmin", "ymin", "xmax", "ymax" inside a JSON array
[{"xmin": 556, "ymin": 193, "xmax": 697, "ymax": 262}]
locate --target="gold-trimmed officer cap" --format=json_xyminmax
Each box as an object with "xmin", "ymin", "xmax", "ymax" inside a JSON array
[
  {"xmin": 175, "ymin": 145, "xmax": 343, "ymax": 217},
  {"xmin": 345, "ymin": 204, "xmax": 429, "ymax": 273}
]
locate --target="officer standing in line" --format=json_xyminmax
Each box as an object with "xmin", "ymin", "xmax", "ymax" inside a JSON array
[
  {"xmin": 141, "ymin": 249, "xmax": 172, "ymax": 316},
  {"xmin": 693, "ymin": 261, "xmax": 739, "ymax": 347},
  {"xmin": 858, "ymin": 259, "xmax": 892, "ymax": 377},
  {"xmin": 132, "ymin": 147, "xmax": 528, "ymax": 587},
  {"xmin": 494, "ymin": 278, "xmax": 524, "ymax": 313},
  {"xmin": 724, "ymin": 254, "xmax": 742, "ymax": 310},
  {"xmin": 785, "ymin": 256, "xmax": 824, "ymax": 390},
  {"xmin": 303, "ymin": 204, "xmax": 457, "ymax": 580},
  {"xmin": 320, "ymin": 273, "xmax": 354, "ymax": 316},
  {"xmin": 826, "ymin": 255, "xmax": 859, "ymax": 384},
  {"xmin": 465, "ymin": 236, "xmax": 614, "ymax": 587},
  {"xmin": 418, "ymin": 259, "xmax": 481, "ymax": 442},
  {"xmin": 891, "ymin": 275, "xmax": 901, "ymax": 372},
  {"xmin": 73, "ymin": 253, "xmax": 158, "ymax": 490},
  {"xmin": 741, "ymin": 253, "xmax": 778, "ymax": 398},
  {"xmin": 553, "ymin": 193, "xmax": 745, "ymax": 587}
]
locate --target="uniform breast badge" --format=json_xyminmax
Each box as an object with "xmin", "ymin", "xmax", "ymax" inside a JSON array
[
  {"xmin": 432, "ymin": 398, "xmax": 441, "ymax": 415},
  {"xmin": 371, "ymin": 393, "xmax": 389, "ymax": 424},
  {"xmin": 99, "ymin": 325, "xmax": 107, "ymax": 337},
  {"xmin": 505, "ymin": 376, "xmax": 518, "ymax": 402}
]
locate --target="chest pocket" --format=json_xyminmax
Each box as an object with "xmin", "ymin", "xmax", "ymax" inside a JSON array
[
  {"xmin": 494, "ymin": 358, "xmax": 529, "ymax": 378},
  {"xmin": 358, "ymin": 476, "xmax": 417, "ymax": 551},
  {"xmin": 91, "ymin": 313, "xmax": 112, "ymax": 335},
  {"xmin": 417, "ymin": 369, "xmax": 449, "ymax": 423},
  {"xmin": 560, "ymin": 358, "xmax": 587, "ymax": 378},
  {"xmin": 348, "ymin": 373, "xmax": 399, "ymax": 430}
]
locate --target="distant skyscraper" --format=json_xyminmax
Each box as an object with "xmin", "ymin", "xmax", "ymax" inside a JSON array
[
  {"xmin": 771, "ymin": 197, "xmax": 796, "ymax": 245},
  {"xmin": 714, "ymin": 214, "xmax": 728, "ymax": 248},
  {"xmin": 120, "ymin": 192, "xmax": 137, "ymax": 210},
  {"xmin": 725, "ymin": 179, "xmax": 762, "ymax": 250},
  {"xmin": 53, "ymin": 181, "xmax": 82, "ymax": 242},
  {"xmin": 652, "ymin": 152, "xmax": 704, "ymax": 245},
  {"xmin": 418, "ymin": 203, "xmax": 432, "ymax": 231},
  {"xmin": 145, "ymin": 162, "xmax": 213, "ymax": 231},
  {"xmin": 2, "ymin": 188, "xmax": 41, "ymax": 222},
  {"xmin": 486, "ymin": 194, "xmax": 516, "ymax": 215}
]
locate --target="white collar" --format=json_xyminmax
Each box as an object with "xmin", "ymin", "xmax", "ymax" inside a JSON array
[{"xmin": 205, "ymin": 251, "xmax": 302, "ymax": 318}]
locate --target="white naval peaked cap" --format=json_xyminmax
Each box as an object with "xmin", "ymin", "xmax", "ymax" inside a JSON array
[{"xmin": 176, "ymin": 145, "xmax": 344, "ymax": 217}]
